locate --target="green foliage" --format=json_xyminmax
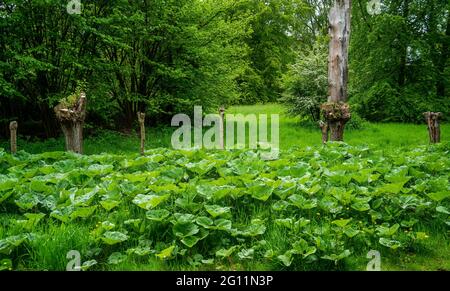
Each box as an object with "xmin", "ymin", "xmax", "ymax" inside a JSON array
[
  {"xmin": 350, "ymin": 0, "xmax": 450, "ymax": 123},
  {"xmin": 280, "ymin": 40, "xmax": 328, "ymax": 121},
  {"xmin": 0, "ymin": 142, "xmax": 449, "ymax": 270}
]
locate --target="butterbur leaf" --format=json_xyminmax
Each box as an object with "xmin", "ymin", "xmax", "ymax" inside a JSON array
[
  {"xmin": 376, "ymin": 224, "xmax": 399, "ymax": 237},
  {"xmin": 108, "ymin": 252, "xmax": 127, "ymax": 265},
  {"xmin": 30, "ymin": 180, "xmax": 52, "ymax": 193},
  {"xmin": 101, "ymin": 231, "xmax": 129, "ymax": 245},
  {"xmin": 146, "ymin": 209, "xmax": 170, "ymax": 222},
  {"xmin": 249, "ymin": 184, "xmax": 273, "ymax": 201},
  {"xmin": 332, "ymin": 218, "xmax": 352, "ymax": 228},
  {"xmin": 277, "ymin": 251, "xmax": 293, "ymax": 267},
  {"xmin": 214, "ymin": 219, "xmax": 232, "ymax": 231},
  {"xmin": 344, "ymin": 227, "xmax": 360, "ymax": 238},
  {"xmin": 100, "ymin": 200, "xmax": 120, "ymax": 211},
  {"xmin": 70, "ymin": 206, "xmax": 97, "ymax": 220},
  {"xmin": 275, "ymin": 218, "xmax": 294, "ymax": 229},
  {"xmin": 181, "ymin": 236, "xmax": 201, "ymax": 248},
  {"xmin": 351, "ymin": 202, "xmax": 371, "ymax": 212},
  {"xmin": 436, "ymin": 206, "xmax": 450, "ymax": 215},
  {"xmin": 0, "ymin": 234, "xmax": 28, "ymax": 255},
  {"xmin": 427, "ymin": 192, "xmax": 450, "ymax": 202},
  {"xmin": 379, "ymin": 238, "xmax": 402, "ymax": 249},
  {"xmin": 81, "ymin": 260, "xmax": 97, "ymax": 271},
  {"xmin": 240, "ymin": 224, "xmax": 266, "ymax": 237},
  {"xmin": 156, "ymin": 246, "xmax": 175, "ymax": 260},
  {"xmin": 216, "ymin": 246, "xmax": 237, "ymax": 258},
  {"xmin": 237, "ymin": 248, "xmax": 254, "ymax": 260},
  {"xmin": 196, "ymin": 216, "xmax": 214, "ymax": 228},
  {"xmin": 377, "ymin": 183, "xmax": 405, "ymax": 194},
  {"xmin": 173, "ymin": 222, "xmax": 199, "ymax": 238},
  {"xmin": 204, "ymin": 205, "xmax": 231, "ymax": 218},
  {"xmin": 132, "ymin": 194, "xmax": 170, "ymax": 210},
  {"xmin": 321, "ymin": 250, "xmax": 351, "ymax": 264}
]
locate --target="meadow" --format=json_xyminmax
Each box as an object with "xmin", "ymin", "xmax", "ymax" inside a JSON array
[{"xmin": 0, "ymin": 104, "xmax": 449, "ymax": 271}]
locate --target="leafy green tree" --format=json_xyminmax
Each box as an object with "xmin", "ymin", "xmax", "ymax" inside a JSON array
[{"xmin": 280, "ymin": 40, "xmax": 328, "ymax": 121}]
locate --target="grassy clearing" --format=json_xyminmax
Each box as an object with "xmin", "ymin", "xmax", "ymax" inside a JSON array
[{"xmin": 1, "ymin": 104, "xmax": 448, "ymax": 154}]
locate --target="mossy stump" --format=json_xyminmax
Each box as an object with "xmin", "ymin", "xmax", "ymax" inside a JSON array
[
  {"xmin": 54, "ymin": 92, "xmax": 86, "ymax": 154},
  {"xmin": 320, "ymin": 102, "xmax": 351, "ymax": 142}
]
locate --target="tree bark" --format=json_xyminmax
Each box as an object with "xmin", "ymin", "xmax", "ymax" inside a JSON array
[
  {"xmin": 322, "ymin": 0, "xmax": 352, "ymax": 142},
  {"xmin": 319, "ymin": 120, "xmax": 329, "ymax": 144},
  {"xmin": 137, "ymin": 112, "xmax": 146, "ymax": 155},
  {"xmin": 9, "ymin": 121, "xmax": 18, "ymax": 154},
  {"xmin": 54, "ymin": 92, "xmax": 86, "ymax": 154},
  {"xmin": 424, "ymin": 112, "xmax": 442, "ymax": 144}
]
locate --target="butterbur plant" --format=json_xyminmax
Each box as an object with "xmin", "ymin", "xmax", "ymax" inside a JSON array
[{"xmin": 0, "ymin": 143, "xmax": 448, "ymax": 270}]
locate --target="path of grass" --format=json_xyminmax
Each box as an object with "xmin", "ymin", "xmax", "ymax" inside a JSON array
[{"xmin": 1, "ymin": 104, "xmax": 448, "ymax": 154}]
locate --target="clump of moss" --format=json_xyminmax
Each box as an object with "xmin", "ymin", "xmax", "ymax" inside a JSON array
[{"xmin": 320, "ymin": 102, "xmax": 351, "ymax": 121}]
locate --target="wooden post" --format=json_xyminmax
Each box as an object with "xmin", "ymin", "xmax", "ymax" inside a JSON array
[
  {"xmin": 54, "ymin": 92, "xmax": 87, "ymax": 154},
  {"xmin": 319, "ymin": 120, "xmax": 329, "ymax": 144},
  {"xmin": 322, "ymin": 0, "xmax": 352, "ymax": 141},
  {"xmin": 219, "ymin": 106, "xmax": 225, "ymax": 149},
  {"xmin": 423, "ymin": 112, "xmax": 442, "ymax": 143},
  {"xmin": 9, "ymin": 121, "xmax": 18, "ymax": 154},
  {"xmin": 137, "ymin": 112, "xmax": 146, "ymax": 155}
]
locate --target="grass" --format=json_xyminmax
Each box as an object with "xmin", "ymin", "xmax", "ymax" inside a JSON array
[
  {"xmin": 0, "ymin": 103, "xmax": 449, "ymax": 271},
  {"xmin": 1, "ymin": 104, "xmax": 448, "ymax": 154}
]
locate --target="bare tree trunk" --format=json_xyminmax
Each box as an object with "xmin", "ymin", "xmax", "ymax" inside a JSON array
[
  {"xmin": 9, "ymin": 121, "xmax": 18, "ymax": 154},
  {"xmin": 424, "ymin": 112, "xmax": 442, "ymax": 143},
  {"xmin": 54, "ymin": 92, "xmax": 87, "ymax": 154},
  {"xmin": 137, "ymin": 112, "xmax": 146, "ymax": 155},
  {"xmin": 322, "ymin": 0, "xmax": 352, "ymax": 142},
  {"xmin": 219, "ymin": 106, "xmax": 225, "ymax": 150}
]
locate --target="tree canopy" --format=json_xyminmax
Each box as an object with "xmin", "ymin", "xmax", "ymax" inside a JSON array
[{"xmin": 0, "ymin": 0, "xmax": 448, "ymax": 138}]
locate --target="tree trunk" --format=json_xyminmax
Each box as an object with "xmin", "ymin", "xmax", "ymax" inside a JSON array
[
  {"xmin": 424, "ymin": 112, "xmax": 442, "ymax": 144},
  {"xmin": 322, "ymin": 0, "xmax": 352, "ymax": 142},
  {"xmin": 54, "ymin": 92, "xmax": 86, "ymax": 154},
  {"xmin": 137, "ymin": 112, "xmax": 146, "ymax": 155},
  {"xmin": 9, "ymin": 121, "xmax": 18, "ymax": 154}
]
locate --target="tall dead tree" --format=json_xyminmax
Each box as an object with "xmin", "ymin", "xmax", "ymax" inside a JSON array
[
  {"xmin": 321, "ymin": 0, "xmax": 352, "ymax": 142},
  {"xmin": 423, "ymin": 112, "xmax": 442, "ymax": 143},
  {"xmin": 54, "ymin": 92, "xmax": 86, "ymax": 154},
  {"xmin": 9, "ymin": 121, "xmax": 18, "ymax": 154},
  {"xmin": 137, "ymin": 112, "xmax": 146, "ymax": 155}
]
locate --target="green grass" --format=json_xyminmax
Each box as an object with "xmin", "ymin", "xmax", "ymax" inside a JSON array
[
  {"xmin": 1, "ymin": 103, "xmax": 449, "ymax": 271},
  {"xmin": 1, "ymin": 104, "xmax": 448, "ymax": 154}
]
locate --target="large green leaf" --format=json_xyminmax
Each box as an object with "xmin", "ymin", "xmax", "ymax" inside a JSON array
[
  {"xmin": 101, "ymin": 231, "xmax": 129, "ymax": 245},
  {"xmin": 132, "ymin": 194, "xmax": 170, "ymax": 210},
  {"xmin": 204, "ymin": 205, "xmax": 231, "ymax": 218}
]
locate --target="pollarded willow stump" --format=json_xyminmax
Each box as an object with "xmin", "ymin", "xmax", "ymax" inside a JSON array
[
  {"xmin": 423, "ymin": 112, "xmax": 442, "ymax": 144},
  {"xmin": 321, "ymin": 102, "xmax": 351, "ymax": 142},
  {"xmin": 54, "ymin": 92, "xmax": 86, "ymax": 154}
]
